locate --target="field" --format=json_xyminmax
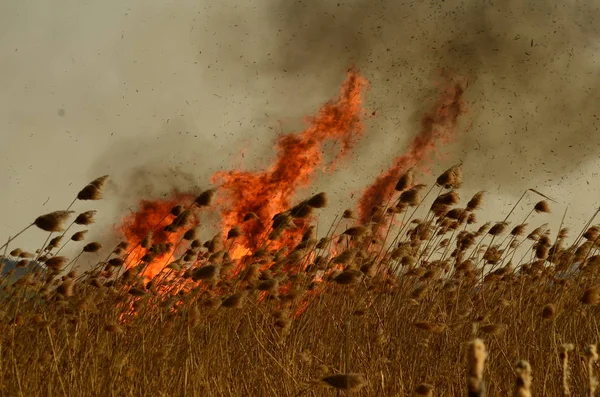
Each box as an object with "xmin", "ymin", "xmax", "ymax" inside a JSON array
[
  {"xmin": 4, "ymin": 0, "xmax": 600, "ymax": 394},
  {"xmin": 1, "ymin": 165, "xmax": 599, "ymax": 397}
]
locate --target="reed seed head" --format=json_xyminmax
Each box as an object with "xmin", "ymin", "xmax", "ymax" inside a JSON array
[
  {"xmin": 306, "ymin": 192, "xmax": 328, "ymax": 208},
  {"xmin": 77, "ymin": 184, "xmax": 101, "ymax": 201},
  {"xmin": 583, "ymin": 226, "xmax": 599, "ymax": 241},
  {"xmin": 89, "ymin": 175, "xmax": 109, "ymax": 189},
  {"xmin": 581, "ymin": 287, "xmax": 600, "ymax": 305},
  {"xmin": 342, "ymin": 226, "xmax": 367, "ymax": 237},
  {"xmin": 48, "ymin": 236, "xmax": 63, "ymax": 249},
  {"xmin": 413, "ymin": 321, "xmax": 447, "ymax": 333},
  {"xmin": 585, "ymin": 344, "xmax": 599, "ymax": 396},
  {"xmin": 194, "ymin": 188, "xmax": 216, "ymax": 207},
  {"xmin": 466, "ymin": 191, "xmax": 485, "ymax": 211},
  {"xmin": 479, "ymin": 323, "xmax": 506, "ymax": 335},
  {"xmin": 170, "ymin": 205, "xmax": 183, "ymax": 216},
  {"xmin": 34, "ymin": 211, "xmax": 74, "ymax": 232},
  {"xmin": 488, "ymin": 222, "xmax": 508, "ymax": 236},
  {"xmin": 333, "ymin": 269, "xmax": 363, "ymax": 285},
  {"xmin": 321, "ymin": 374, "xmax": 365, "ymax": 391},
  {"xmin": 534, "ymin": 200, "xmax": 551, "ymax": 213},
  {"xmin": 83, "ymin": 242, "xmax": 102, "ymax": 253},
  {"xmin": 104, "ymin": 323, "xmax": 124, "ymax": 334},
  {"xmin": 227, "ymin": 226, "xmax": 243, "ymax": 240},
  {"xmin": 57, "ymin": 279, "xmax": 74, "ymax": 297},
  {"xmin": 467, "ymin": 338, "xmax": 487, "ymax": 396},
  {"xmin": 183, "ymin": 227, "xmax": 198, "ymax": 241},
  {"xmin": 108, "ymin": 258, "xmax": 124, "ymax": 267},
  {"xmin": 415, "ymin": 383, "xmax": 434, "ymax": 396},
  {"xmin": 514, "ymin": 360, "xmax": 532, "ymax": 397},
  {"xmin": 221, "ymin": 292, "xmax": 246, "ymax": 308},
  {"xmin": 45, "ymin": 256, "xmax": 68, "ymax": 271},
  {"xmin": 74, "ymin": 210, "xmax": 97, "ymax": 225},
  {"xmin": 436, "ymin": 163, "xmax": 463, "ymax": 189},
  {"xmin": 559, "ymin": 343, "xmax": 574, "ymax": 396},
  {"xmin": 141, "ymin": 233, "xmax": 153, "ymax": 249},
  {"xmin": 394, "ymin": 168, "xmax": 414, "ymax": 192},
  {"xmin": 400, "ymin": 187, "xmax": 422, "ymax": 206},
  {"xmin": 342, "ymin": 209, "xmax": 355, "ymax": 219},
  {"xmin": 541, "ymin": 303, "xmax": 556, "ymax": 319},
  {"xmin": 71, "ymin": 230, "xmax": 88, "ymax": 241},
  {"xmin": 192, "ymin": 265, "xmax": 219, "ymax": 281}
]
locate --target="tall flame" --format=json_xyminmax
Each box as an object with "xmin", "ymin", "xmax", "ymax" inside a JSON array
[
  {"xmin": 119, "ymin": 194, "xmax": 195, "ymax": 278},
  {"xmin": 357, "ymin": 75, "xmax": 467, "ymax": 223},
  {"xmin": 212, "ymin": 69, "xmax": 368, "ymax": 254},
  {"xmin": 116, "ymin": 69, "xmax": 469, "ymax": 285}
]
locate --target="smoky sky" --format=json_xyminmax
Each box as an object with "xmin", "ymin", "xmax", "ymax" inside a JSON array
[
  {"xmin": 81, "ymin": 0, "xmax": 600, "ymax": 216},
  {"xmin": 257, "ymin": 0, "xmax": 600, "ymax": 190},
  {"xmin": 1, "ymin": 0, "xmax": 598, "ymax": 262}
]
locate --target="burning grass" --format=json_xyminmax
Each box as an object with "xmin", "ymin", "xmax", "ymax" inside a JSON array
[
  {"xmin": 1, "ymin": 71, "xmax": 599, "ymax": 396},
  {"xmin": 0, "ymin": 165, "xmax": 599, "ymax": 396}
]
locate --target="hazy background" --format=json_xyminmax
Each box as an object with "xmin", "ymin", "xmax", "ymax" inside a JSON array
[{"xmin": 1, "ymin": 0, "xmax": 599, "ymax": 257}]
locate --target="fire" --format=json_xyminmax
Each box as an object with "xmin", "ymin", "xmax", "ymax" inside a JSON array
[
  {"xmin": 115, "ymin": 68, "xmax": 469, "ymax": 314},
  {"xmin": 117, "ymin": 69, "xmax": 368, "ymax": 279},
  {"xmin": 230, "ymin": 244, "xmax": 250, "ymax": 261},
  {"xmin": 357, "ymin": 74, "xmax": 467, "ymax": 223},
  {"xmin": 212, "ymin": 69, "xmax": 368, "ymax": 254},
  {"xmin": 119, "ymin": 194, "xmax": 196, "ymax": 279}
]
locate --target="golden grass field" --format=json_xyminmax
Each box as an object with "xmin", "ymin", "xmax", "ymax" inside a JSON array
[{"xmin": 1, "ymin": 166, "xmax": 599, "ymax": 396}]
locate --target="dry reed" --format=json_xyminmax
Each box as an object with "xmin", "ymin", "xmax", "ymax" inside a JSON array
[{"xmin": 0, "ymin": 167, "xmax": 598, "ymax": 396}]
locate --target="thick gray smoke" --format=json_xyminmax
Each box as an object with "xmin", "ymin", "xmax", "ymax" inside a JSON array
[
  {"xmin": 1, "ymin": 0, "xmax": 599, "ymax": 243},
  {"xmin": 260, "ymin": 0, "xmax": 600, "ymax": 192},
  {"xmin": 94, "ymin": 0, "xmax": 600, "ymax": 205}
]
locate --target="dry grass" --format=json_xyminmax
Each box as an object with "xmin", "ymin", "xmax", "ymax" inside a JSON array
[{"xmin": 0, "ymin": 168, "xmax": 599, "ymax": 396}]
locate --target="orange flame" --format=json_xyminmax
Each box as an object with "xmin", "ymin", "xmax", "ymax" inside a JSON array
[
  {"xmin": 115, "ymin": 68, "xmax": 470, "ymax": 313},
  {"xmin": 212, "ymin": 69, "xmax": 368, "ymax": 254},
  {"xmin": 117, "ymin": 69, "xmax": 368, "ymax": 280},
  {"xmin": 357, "ymin": 75, "xmax": 467, "ymax": 223},
  {"xmin": 119, "ymin": 194, "xmax": 196, "ymax": 279}
]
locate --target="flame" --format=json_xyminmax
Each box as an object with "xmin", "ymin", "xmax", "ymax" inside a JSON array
[
  {"xmin": 230, "ymin": 244, "xmax": 251, "ymax": 261},
  {"xmin": 117, "ymin": 69, "xmax": 368, "ymax": 279},
  {"xmin": 119, "ymin": 194, "xmax": 196, "ymax": 279},
  {"xmin": 115, "ymin": 68, "xmax": 470, "ymax": 317},
  {"xmin": 212, "ymin": 69, "xmax": 368, "ymax": 254},
  {"xmin": 357, "ymin": 74, "xmax": 467, "ymax": 223}
]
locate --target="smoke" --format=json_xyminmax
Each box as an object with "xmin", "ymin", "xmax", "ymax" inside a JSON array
[
  {"xmin": 262, "ymin": 0, "xmax": 600, "ymax": 191},
  {"xmin": 2, "ymin": 0, "xmax": 599, "ymax": 242},
  {"xmin": 94, "ymin": 0, "xmax": 600, "ymax": 204}
]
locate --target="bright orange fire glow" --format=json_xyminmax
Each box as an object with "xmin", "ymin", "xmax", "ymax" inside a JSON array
[
  {"xmin": 119, "ymin": 194, "xmax": 196, "ymax": 279},
  {"xmin": 115, "ymin": 68, "xmax": 469, "ymax": 313},
  {"xmin": 357, "ymin": 75, "xmax": 467, "ymax": 223},
  {"xmin": 230, "ymin": 244, "xmax": 250, "ymax": 261},
  {"xmin": 212, "ymin": 69, "xmax": 368, "ymax": 255}
]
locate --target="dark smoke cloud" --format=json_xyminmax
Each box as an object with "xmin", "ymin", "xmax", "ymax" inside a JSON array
[
  {"xmin": 88, "ymin": 0, "xmax": 600, "ymax": 214},
  {"xmin": 4, "ymin": 0, "xmax": 598, "ymax": 259},
  {"xmin": 91, "ymin": 120, "xmax": 226, "ymax": 208},
  {"xmin": 257, "ymin": 0, "xmax": 600, "ymax": 193}
]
